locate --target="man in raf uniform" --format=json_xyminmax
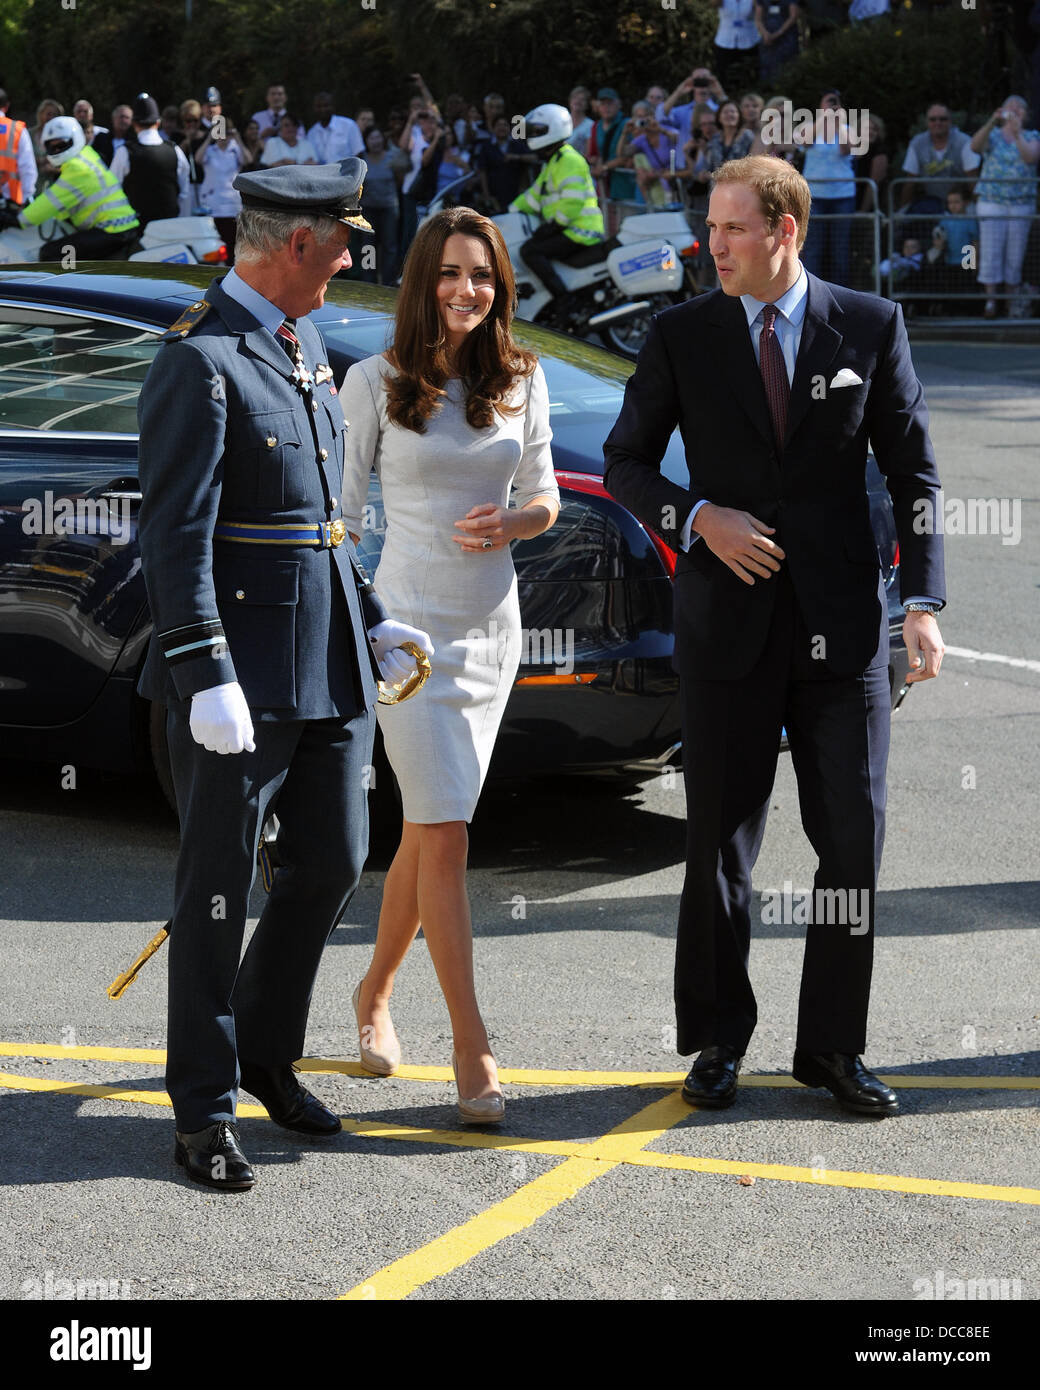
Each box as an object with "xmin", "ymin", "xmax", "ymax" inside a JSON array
[{"xmin": 137, "ymin": 159, "xmax": 432, "ymax": 1190}]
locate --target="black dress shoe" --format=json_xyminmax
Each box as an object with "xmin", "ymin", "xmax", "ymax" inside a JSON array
[
  {"xmin": 681, "ymin": 1044, "xmax": 743, "ymax": 1108},
  {"xmin": 792, "ymin": 1051, "xmax": 899, "ymax": 1116},
  {"xmin": 174, "ymin": 1121, "xmax": 255, "ymax": 1190},
  {"xmin": 238, "ymin": 1061, "xmax": 342, "ymax": 1136}
]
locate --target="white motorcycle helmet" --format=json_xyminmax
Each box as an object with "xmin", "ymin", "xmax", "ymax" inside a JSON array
[
  {"xmin": 42, "ymin": 116, "xmax": 86, "ymax": 167},
  {"xmin": 523, "ymin": 103, "xmax": 573, "ymax": 152}
]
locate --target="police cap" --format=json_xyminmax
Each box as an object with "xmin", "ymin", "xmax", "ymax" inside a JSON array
[{"xmin": 233, "ymin": 158, "xmax": 373, "ymax": 231}]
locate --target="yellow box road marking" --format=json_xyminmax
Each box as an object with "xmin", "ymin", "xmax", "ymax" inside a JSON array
[
  {"xmin": 2, "ymin": 1069, "xmax": 1037, "ymax": 1214},
  {"xmin": 339, "ymin": 1092, "xmax": 690, "ymax": 1300},
  {"xmin": 2, "ymin": 1043, "xmax": 1037, "ymax": 1089}
]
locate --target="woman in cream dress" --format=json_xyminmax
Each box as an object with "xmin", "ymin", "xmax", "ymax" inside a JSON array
[{"xmin": 340, "ymin": 207, "xmax": 559, "ymax": 1122}]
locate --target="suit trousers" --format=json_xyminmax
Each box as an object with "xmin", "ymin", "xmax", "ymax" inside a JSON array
[
  {"xmin": 164, "ymin": 704, "xmax": 374, "ymax": 1131},
  {"xmin": 675, "ymin": 564, "xmax": 890, "ymax": 1057}
]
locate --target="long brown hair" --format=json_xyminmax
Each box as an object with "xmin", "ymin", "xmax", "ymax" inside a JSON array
[{"xmin": 385, "ymin": 206, "xmax": 537, "ymax": 432}]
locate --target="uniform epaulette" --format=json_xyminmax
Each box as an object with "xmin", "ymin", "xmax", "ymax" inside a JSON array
[{"xmin": 161, "ymin": 299, "xmax": 212, "ymax": 342}]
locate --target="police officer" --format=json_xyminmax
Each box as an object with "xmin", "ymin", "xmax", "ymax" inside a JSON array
[
  {"xmin": 510, "ymin": 102, "xmax": 605, "ymax": 314},
  {"xmin": 110, "ymin": 93, "xmax": 191, "ymax": 227},
  {"xmin": 0, "ymin": 115, "xmax": 139, "ymax": 260},
  {"xmin": 136, "ymin": 159, "xmax": 433, "ymax": 1190}
]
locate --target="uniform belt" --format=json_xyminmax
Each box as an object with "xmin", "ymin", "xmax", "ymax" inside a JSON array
[{"xmin": 213, "ymin": 519, "xmax": 348, "ymax": 548}]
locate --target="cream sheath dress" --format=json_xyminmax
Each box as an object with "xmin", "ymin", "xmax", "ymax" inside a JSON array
[{"xmin": 339, "ymin": 355, "xmax": 557, "ymax": 823}]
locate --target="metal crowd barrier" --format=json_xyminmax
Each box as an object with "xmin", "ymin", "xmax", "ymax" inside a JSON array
[{"xmin": 887, "ymin": 177, "xmax": 1040, "ymax": 318}]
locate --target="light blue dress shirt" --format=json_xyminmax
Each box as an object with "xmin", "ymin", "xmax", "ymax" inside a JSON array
[{"xmin": 219, "ymin": 267, "xmax": 286, "ymax": 336}]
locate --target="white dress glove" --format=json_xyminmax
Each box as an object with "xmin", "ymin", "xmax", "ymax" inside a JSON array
[
  {"xmin": 367, "ymin": 619, "xmax": 435, "ymax": 684},
  {"xmin": 189, "ymin": 681, "xmax": 256, "ymax": 755}
]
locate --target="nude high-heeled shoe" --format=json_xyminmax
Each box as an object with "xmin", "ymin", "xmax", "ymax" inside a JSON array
[
  {"xmin": 352, "ymin": 981, "xmax": 400, "ymax": 1076},
  {"xmin": 452, "ymin": 1051, "xmax": 505, "ymax": 1125}
]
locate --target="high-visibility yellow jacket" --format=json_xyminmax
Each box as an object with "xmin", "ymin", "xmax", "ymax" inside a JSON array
[
  {"xmin": 510, "ymin": 143, "xmax": 604, "ymax": 244},
  {"xmin": 20, "ymin": 145, "xmax": 139, "ymax": 234}
]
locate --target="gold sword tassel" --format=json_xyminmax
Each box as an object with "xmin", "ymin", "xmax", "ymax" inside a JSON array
[
  {"xmin": 107, "ymin": 833, "xmax": 276, "ymax": 998},
  {"xmin": 107, "ymin": 924, "xmax": 170, "ymax": 999}
]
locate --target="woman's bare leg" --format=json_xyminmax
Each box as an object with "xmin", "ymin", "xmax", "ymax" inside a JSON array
[{"xmin": 414, "ymin": 820, "xmax": 499, "ymax": 1099}]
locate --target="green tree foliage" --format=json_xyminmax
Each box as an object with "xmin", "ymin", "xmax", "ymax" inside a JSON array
[{"xmin": 770, "ymin": 11, "xmax": 1014, "ymax": 150}]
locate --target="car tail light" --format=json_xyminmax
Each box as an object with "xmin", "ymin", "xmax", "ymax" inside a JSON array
[
  {"xmin": 515, "ymin": 673, "xmax": 598, "ymax": 686},
  {"xmin": 555, "ymin": 469, "xmax": 677, "ymax": 579},
  {"xmin": 202, "ymin": 246, "xmax": 228, "ymax": 263},
  {"xmin": 679, "ymin": 239, "xmax": 700, "ymax": 258},
  {"xmin": 892, "ymin": 541, "xmax": 900, "ymax": 570}
]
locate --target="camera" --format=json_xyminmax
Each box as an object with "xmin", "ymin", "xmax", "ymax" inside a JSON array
[{"xmin": 634, "ymin": 117, "xmax": 648, "ymax": 129}]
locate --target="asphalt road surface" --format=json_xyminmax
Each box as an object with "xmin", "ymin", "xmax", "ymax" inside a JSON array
[{"xmin": 0, "ymin": 342, "xmax": 1036, "ymax": 1319}]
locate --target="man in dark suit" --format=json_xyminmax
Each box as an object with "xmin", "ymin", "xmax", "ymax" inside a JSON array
[
  {"xmin": 137, "ymin": 160, "xmax": 432, "ymax": 1189},
  {"xmin": 604, "ymin": 156, "xmax": 945, "ymax": 1116}
]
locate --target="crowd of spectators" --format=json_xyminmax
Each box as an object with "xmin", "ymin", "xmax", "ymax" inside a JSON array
[{"xmin": 6, "ymin": 46, "xmax": 1039, "ymax": 314}]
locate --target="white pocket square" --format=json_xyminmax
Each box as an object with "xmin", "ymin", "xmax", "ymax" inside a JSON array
[{"xmin": 829, "ymin": 368, "xmax": 865, "ymax": 389}]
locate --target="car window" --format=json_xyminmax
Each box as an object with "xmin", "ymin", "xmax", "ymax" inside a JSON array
[{"xmin": 0, "ymin": 309, "xmax": 161, "ymax": 433}]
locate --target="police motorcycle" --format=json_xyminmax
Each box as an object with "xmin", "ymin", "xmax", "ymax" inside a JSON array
[
  {"xmin": 0, "ymin": 117, "xmax": 226, "ymax": 268},
  {"xmin": 421, "ymin": 117, "xmax": 691, "ymax": 359}
]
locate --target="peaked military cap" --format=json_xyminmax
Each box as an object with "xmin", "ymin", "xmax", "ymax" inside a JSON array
[{"xmin": 233, "ymin": 158, "xmax": 373, "ymax": 231}]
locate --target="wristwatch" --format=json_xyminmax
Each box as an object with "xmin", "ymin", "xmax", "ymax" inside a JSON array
[{"xmin": 904, "ymin": 602, "xmax": 940, "ymax": 614}]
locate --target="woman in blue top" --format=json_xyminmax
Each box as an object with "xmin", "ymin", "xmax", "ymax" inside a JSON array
[
  {"xmin": 798, "ymin": 88, "xmax": 857, "ymax": 286},
  {"xmin": 969, "ymin": 96, "xmax": 1040, "ymax": 317}
]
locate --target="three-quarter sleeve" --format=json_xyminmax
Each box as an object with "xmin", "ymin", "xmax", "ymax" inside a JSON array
[
  {"xmin": 511, "ymin": 362, "xmax": 558, "ymax": 509},
  {"xmin": 339, "ymin": 356, "xmax": 385, "ymax": 538}
]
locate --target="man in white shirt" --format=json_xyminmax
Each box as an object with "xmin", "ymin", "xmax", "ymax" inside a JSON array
[
  {"xmin": 307, "ymin": 92, "xmax": 364, "ymax": 164},
  {"xmin": 110, "ymin": 94, "xmax": 192, "ymax": 222},
  {"xmin": 250, "ymin": 85, "xmax": 303, "ymax": 146}
]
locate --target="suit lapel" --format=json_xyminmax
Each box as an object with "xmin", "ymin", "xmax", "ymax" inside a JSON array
[
  {"xmin": 205, "ymin": 278, "xmax": 294, "ymax": 381},
  {"xmin": 784, "ymin": 272, "xmax": 843, "ymax": 446}
]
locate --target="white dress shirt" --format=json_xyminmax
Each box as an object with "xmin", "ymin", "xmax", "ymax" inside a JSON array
[
  {"xmin": 306, "ymin": 115, "xmax": 364, "ymax": 163},
  {"xmin": 680, "ymin": 264, "xmax": 807, "ymax": 548},
  {"xmin": 260, "ymin": 135, "xmax": 318, "ymax": 167},
  {"xmin": 109, "ymin": 127, "xmax": 192, "ymax": 217}
]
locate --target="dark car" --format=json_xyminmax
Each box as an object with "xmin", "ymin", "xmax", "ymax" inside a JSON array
[{"xmin": 0, "ymin": 264, "xmax": 911, "ymax": 807}]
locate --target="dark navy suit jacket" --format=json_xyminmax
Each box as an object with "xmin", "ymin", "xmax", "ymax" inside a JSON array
[
  {"xmin": 136, "ymin": 276, "xmax": 387, "ymax": 718},
  {"xmin": 603, "ymin": 272, "xmax": 946, "ymax": 679}
]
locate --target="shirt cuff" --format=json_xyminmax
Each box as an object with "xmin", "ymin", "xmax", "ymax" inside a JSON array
[{"xmin": 679, "ymin": 499, "xmax": 709, "ymax": 551}]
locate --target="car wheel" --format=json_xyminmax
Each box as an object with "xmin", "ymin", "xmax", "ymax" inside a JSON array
[
  {"xmin": 601, "ymin": 292, "xmax": 683, "ymax": 359},
  {"xmin": 148, "ymin": 699, "xmax": 177, "ymax": 813}
]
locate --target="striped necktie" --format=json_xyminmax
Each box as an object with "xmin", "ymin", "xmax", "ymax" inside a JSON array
[
  {"xmin": 276, "ymin": 317, "xmax": 300, "ymax": 363},
  {"xmin": 758, "ymin": 303, "xmax": 789, "ymax": 449}
]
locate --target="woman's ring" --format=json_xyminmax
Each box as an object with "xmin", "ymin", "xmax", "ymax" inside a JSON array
[{"xmin": 482, "ymin": 538, "xmax": 493, "ymax": 550}]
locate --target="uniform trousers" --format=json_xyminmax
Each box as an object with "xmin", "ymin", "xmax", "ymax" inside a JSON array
[
  {"xmin": 165, "ymin": 703, "xmax": 374, "ymax": 1131},
  {"xmin": 519, "ymin": 222, "xmax": 589, "ymax": 298},
  {"xmin": 675, "ymin": 563, "xmax": 891, "ymax": 1057},
  {"xmin": 39, "ymin": 227, "xmax": 138, "ymax": 262}
]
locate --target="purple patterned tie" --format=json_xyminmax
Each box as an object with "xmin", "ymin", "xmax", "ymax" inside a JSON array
[{"xmin": 759, "ymin": 303, "xmax": 789, "ymax": 450}]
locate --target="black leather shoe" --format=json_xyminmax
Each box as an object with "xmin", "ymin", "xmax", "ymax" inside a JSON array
[
  {"xmin": 239, "ymin": 1061, "xmax": 342, "ymax": 1136},
  {"xmin": 792, "ymin": 1051, "xmax": 899, "ymax": 1116},
  {"xmin": 174, "ymin": 1121, "xmax": 255, "ymax": 1190},
  {"xmin": 681, "ymin": 1044, "xmax": 743, "ymax": 1108}
]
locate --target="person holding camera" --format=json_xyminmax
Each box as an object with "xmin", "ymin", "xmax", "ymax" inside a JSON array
[
  {"xmin": 618, "ymin": 102, "xmax": 683, "ymax": 206},
  {"xmin": 658, "ymin": 69, "xmax": 726, "ymax": 154},
  {"xmin": 970, "ymin": 96, "xmax": 1040, "ymax": 317},
  {"xmin": 194, "ymin": 108, "xmax": 248, "ymax": 260}
]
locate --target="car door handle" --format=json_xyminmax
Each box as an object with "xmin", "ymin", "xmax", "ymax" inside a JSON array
[{"xmin": 89, "ymin": 477, "xmax": 143, "ymax": 502}]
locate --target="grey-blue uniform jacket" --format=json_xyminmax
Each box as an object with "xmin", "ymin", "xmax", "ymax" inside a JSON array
[{"xmin": 136, "ymin": 276, "xmax": 387, "ymax": 719}]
